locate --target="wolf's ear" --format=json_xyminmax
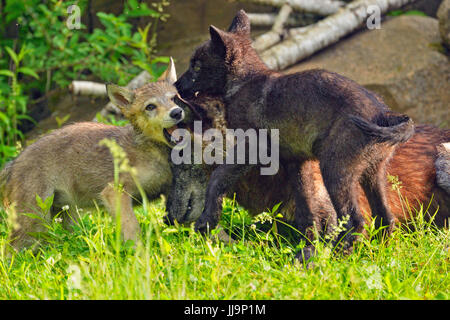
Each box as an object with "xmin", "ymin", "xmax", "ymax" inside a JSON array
[
  {"xmin": 158, "ymin": 57, "xmax": 177, "ymax": 84},
  {"xmin": 106, "ymin": 84, "xmax": 135, "ymax": 112},
  {"xmin": 228, "ymin": 9, "xmax": 250, "ymax": 36},
  {"xmin": 209, "ymin": 25, "xmax": 231, "ymax": 59}
]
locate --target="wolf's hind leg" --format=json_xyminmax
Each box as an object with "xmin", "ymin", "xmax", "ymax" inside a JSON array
[
  {"xmin": 316, "ymin": 146, "xmax": 367, "ymax": 252},
  {"xmin": 291, "ymin": 160, "xmax": 338, "ymax": 263},
  {"xmin": 290, "ymin": 161, "xmax": 328, "ymax": 241},
  {"xmin": 7, "ymin": 188, "xmax": 55, "ymax": 252},
  {"xmin": 360, "ymin": 152, "xmax": 396, "ymax": 232}
]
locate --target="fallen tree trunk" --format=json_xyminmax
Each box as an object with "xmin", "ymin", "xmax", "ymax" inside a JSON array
[
  {"xmin": 252, "ymin": 4, "xmax": 293, "ymax": 52},
  {"xmin": 69, "ymin": 71, "xmax": 153, "ymax": 119},
  {"xmin": 260, "ymin": 0, "xmax": 418, "ymax": 70},
  {"xmin": 69, "ymin": 81, "xmax": 106, "ymax": 96},
  {"xmin": 239, "ymin": 0, "xmax": 345, "ymax": 16},
  {"xmin": 248, "ymin": 12, "xmax": 314, "ymax": 27}
]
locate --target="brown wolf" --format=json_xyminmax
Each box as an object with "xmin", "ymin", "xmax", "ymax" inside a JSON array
[
  {"xmin": 0, "ymin": 58, "xmax": 184, "ymax": 251},
  {"xmin": 174, "ymin": 10, "xmax": 414, "ymax": 250},
  {"xmin": 166, "ymin": 95, "xmax": 449, "ymax": 262}
]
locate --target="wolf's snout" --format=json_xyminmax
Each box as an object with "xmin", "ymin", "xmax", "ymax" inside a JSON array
[
  {"xmin": 170, "ymin": 107, "xmax": 184, "ymax": 121},
  {"xmin": 175, "ymin": 73, "xmax": 194, "ymax": 99}
]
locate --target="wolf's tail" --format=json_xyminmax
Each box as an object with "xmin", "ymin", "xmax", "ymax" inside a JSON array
[
  {"xmin": 436, "ymin": 143, "xmax": 450, "ymax": 195},
  {"xmin": 349, "ymin": 112, "xmax": 415, "ymax": 145}
]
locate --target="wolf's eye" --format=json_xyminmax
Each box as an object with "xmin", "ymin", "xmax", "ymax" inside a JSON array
[
  {"xmin": 145, "ymin": 104, "xmax": 157, "ymax": 111},
  {"xmin": 192, "ymin": 60, "xmax": 201, "ymax": 72}
]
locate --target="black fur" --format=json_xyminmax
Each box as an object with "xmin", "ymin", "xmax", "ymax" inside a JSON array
[{"xmin": 175, "ymin": 10, "xmax": 415, "ymax": 255}]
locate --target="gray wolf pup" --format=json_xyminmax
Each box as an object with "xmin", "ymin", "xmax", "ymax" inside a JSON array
[
  {"xmin": 1, "ymin": 58, "xmax": 184, "ymax": 251},
  {"xmin": 174, "ymin": 10, "xmax": 415, "ymax": 250}
]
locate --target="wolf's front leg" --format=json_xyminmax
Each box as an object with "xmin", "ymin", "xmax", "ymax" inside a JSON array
[
  {"xmin": 195, "ymin": 163, "xmax": 252, "ymax": 234},
  {"xmin": 101, "ymin": 184, "xmax": 141, "ymax": 245},
  {"xmin": 289, "ymin": 160, "xmax": 325, "ymax": 264}
]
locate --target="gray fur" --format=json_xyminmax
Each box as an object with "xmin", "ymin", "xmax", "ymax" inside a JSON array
[
  {"xmin": 436, "ymin": 143, "xmax": 450, "ymax": 194},
  {"xmin": 1, "ymin": 63, "xmax": 183, "ymax": 251}
]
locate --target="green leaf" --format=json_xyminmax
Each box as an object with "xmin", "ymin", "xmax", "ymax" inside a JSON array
[
  {"xmin": 0, "ymin": 112, "xmax": 10, "ymax": 125},
  {"xmin": 0, "ymin": 70, "xmax": 14, "ymax": 78},
  {"xmin": 35, "ymin": 193, "xmax": 54, "ymax": 213},
  {"xmin": 403, "ymin": 10, "xmax": 427, "ymax": 16},
  {"xmin": 35, "ymin": 194, "xmax": 44, "ymax": 209},
  {"xmin": 44, "ymin": 194, "xmax": 55, "ymax": 210},
  {"xmin": 5, "ymin": 47, "xmax": 19, "ymax": 66},
  {"xmin": 271, "ymin": 202, "xmax": 282, "ymax": 215},
  {"xmin": 23, "ymin": 212, "xmax": 46, "ymax": 223},
  {"xmin": 16, "ymin": 114, "xmax": 36, "ymax": 123},
  {"xmin": 18, "ymin": 67, "xmax": 40, "ymax": 79},
  {"xmin": 132, "ymin": 60, "xmax": 152, "ymax": 74},
  {"xmin": 4, "ymin": 0, "xmax": 26, "ymax": 24},
  {"xmin": 125, "ymin": 0, "xmax": 159, "ymax": 18},
  {"xmin": 387, "ymin": 10, "xmax": 427, "ymax": 17},
  {"xmin": 151, "ymin": 56, "xmax": 170, "ymax": 64},
  {"xmin": 126, "ymin": 8, "xmax": 160, "ymax": 18},
  {"xmin": 387, "ymin": 10, "xmax": 403, "ymax": 17},
  {"xmin": 55, "ymin": 114, "xmax": 70, "ymax": 128}
]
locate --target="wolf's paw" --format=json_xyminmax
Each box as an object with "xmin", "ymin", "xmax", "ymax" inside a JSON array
[
  {"xmin": 295, "ymin": 245, "xmax": 316, "ymax": 265},
  {"xmin": 194, "ymin": 213, "xmax": 218, "ymax": 234}
]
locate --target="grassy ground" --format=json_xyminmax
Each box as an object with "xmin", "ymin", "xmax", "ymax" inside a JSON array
[{"xmin": 0, "ymin": 196, "xmax": 448, "ymax": 300}]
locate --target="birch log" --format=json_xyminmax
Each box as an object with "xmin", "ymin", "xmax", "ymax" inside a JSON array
[
  {"xmin": 69, "ymin": 81, "xmax": 107, "ymax": 96},
  {"xmin": 239, "ymin": 0, "xmax": 345, "ymax": 16},
  {"xmin": 248, "ymin": 12, "xmax": 313, "ymax": 27},
  {"xmin": 252, "ymin": 4, "xmax": 293, "ymax": 52},
  {"xmin": 260, "ymin": 0, "xmax": 418, "ymax": 70}
]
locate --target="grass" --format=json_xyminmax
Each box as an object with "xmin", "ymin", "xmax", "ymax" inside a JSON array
[{"xmin": 0, "ymin": 196, "xmax": 448, "ymax": 300}]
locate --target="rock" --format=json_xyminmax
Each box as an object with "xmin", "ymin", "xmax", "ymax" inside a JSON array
[
  {"xmin": 437, "ymin": 0, "xmax": 450, "ymax": 48},
  {"xmin": 286, "ymin": 15, "xmax": 450, "ymax": 128}
]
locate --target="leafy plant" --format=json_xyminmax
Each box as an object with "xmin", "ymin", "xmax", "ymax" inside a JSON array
[
  {"xmin": 0, "ymin": 45, "xmax": 37, "ymax": 164},
  {"xmin": 1, "ymin": 194, "xmax": 448, "ymax": 299},
  {"xmin": 387, "ymin": 10, "xmax": 428, "ymax": 17},
  {"xmin": 0, "ymin": 0, "xmax": 170, "ymax": 166}
]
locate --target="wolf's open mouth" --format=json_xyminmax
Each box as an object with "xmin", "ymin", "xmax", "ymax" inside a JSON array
[
  {"xmin": 163, "ymin": 122, "xmax": 187, "ymax": 146},
  {"xmin": 163, "ymin": 125, "xmax": 180, "ymax": 145}
]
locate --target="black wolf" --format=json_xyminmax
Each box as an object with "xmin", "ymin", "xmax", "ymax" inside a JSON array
[{"xmin": 174, "ymin": 10, "xmax": 414, "ymax": 252}]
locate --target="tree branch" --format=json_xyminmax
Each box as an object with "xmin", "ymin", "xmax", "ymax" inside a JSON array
[
  {"xmin": 248, "ymin": 12, "xmax": 315, "ymax": 27},
  {"xmin": 239, "ymin": 0, "xmax": 345, "ymax": 16},
  {"xmin": 252, "ymin": 4, "xmax": 293, "ymax": 52},
  {"xmin": 69, "ymin": 81, "xmax": 107, "ymax": 96},
  {"xmin": 260, "ymin": 0, "xmax": 418, "ymax": 70}
]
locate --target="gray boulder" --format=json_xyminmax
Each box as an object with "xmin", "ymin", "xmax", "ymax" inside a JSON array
[
  {"xmin": 437, "ymin": 0, "xmax": 450, "ymax": 48},
  {"xmin": 286, "ymin": 15, "xmax": 450, "ymax": 127}
]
